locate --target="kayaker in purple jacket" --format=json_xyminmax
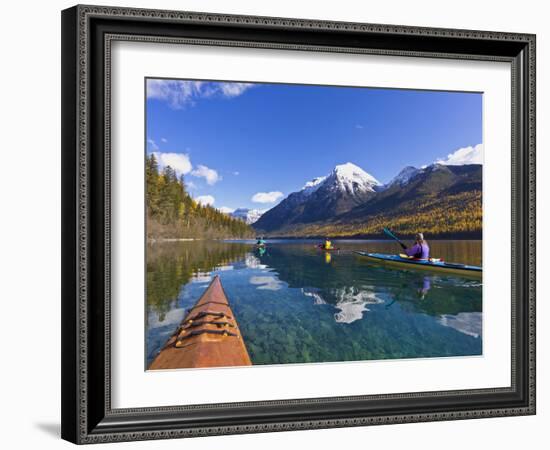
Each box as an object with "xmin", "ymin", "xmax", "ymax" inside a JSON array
[{"xmin": 404, "ymin": 233, "xmax": 430, "ymax": 259}]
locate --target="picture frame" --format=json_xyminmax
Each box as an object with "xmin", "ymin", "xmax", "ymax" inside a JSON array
[{"xmin": 61, "ymin": 4, "xmax": 536, "ymax": 444}]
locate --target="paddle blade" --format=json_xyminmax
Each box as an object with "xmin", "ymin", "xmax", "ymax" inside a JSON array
[{"xmin": 383, "ymin": 227, "xmax": 398, "ymax": 241}]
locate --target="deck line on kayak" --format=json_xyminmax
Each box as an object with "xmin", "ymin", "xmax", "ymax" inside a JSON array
[{"xmin": 149, "ymin": 275, "xmax": 252, "ymax": 370}]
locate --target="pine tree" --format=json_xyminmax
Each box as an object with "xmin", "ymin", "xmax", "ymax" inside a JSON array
[{"xmin": 145, "ymin": 154, "xmax": 254, "ymax": 239}]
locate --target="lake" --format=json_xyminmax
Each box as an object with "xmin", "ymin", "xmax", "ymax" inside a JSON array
[{"xmin": 146, "ymin": 239, "xmax": 482, "ymax": 368}]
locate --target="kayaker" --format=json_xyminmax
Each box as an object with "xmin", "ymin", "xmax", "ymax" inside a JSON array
[
  {"xmin": 404, "ymin": 233, "xmax": 430, "ymax": 259},
  {"xmin": 256, "ymin": 236, "xmax": 266, "ymax": 247},
  {"xmin": 324, "ymin": 237, "xmax": 333, "ymax": 250}
]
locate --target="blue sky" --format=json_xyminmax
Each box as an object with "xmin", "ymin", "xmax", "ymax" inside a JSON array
[{"xmin": 146, "ymin": 79, "xmax": 482, "ymax": 212}]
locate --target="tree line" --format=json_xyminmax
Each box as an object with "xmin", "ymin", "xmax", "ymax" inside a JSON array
[
  {"xmin": 146, "ymin": 154, "xmax": 254, "ymax": 240},
  {"xmin": 260, "ymin": 190, "xmax": 482, "ymax": 239}
]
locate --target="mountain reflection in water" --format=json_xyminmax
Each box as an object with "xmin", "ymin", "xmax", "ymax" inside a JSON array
[
  {"xmin": 146, "ymin": 240, "xmax": 482, "ymax": 367},
  {"xmin": 302, "ymin": 286, "xmax": 385, "ymax": 324}
]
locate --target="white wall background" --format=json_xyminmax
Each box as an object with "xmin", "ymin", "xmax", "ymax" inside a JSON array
[{"xmin": 0, "ymin": 0, "xmax": 545, "ymax": 448}]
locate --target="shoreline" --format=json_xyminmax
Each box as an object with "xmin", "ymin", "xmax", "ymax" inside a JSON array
[
  {"xmin": 147, "ymin": 237, "xmax": 253, "ymax": 243},
  {"xmin": 148, "ymin": 236, "xmax": 482, "ymax": 243},
  {"xmin": 258, "ymin": 232, "xmax": 482, "ymax": 240},
  {"xmin": 147, "ymin": 237, "xmax": 200, "ymax": 243},
  {"xmin": 147, "ymin": 230, "xmax": 482, "ymax": 243}
]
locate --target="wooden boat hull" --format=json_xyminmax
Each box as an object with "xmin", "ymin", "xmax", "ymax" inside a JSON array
[
  {"xmin": 354, "ymin": 251, "xmax": 482, "ymax": 278},
  {"xmin": 149, "ymin": 275, "xmax": 252, "ymax": 370}
]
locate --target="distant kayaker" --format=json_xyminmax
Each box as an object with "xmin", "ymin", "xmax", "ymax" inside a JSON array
[
  {"xmin": 324, "ymin": 237, "xmax": 333, "ymax": 250},
  {"xmin": 404, "ymin": 233, "xmax": 430, "ymax": 259},
  {"xmin": 256, "ymin": 236, "xmax": 266, "ymax": 247}
]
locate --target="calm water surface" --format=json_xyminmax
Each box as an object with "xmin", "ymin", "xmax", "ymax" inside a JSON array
[{"xmin": 146, "ymin": 240, "xmax": 482, "ymax": 367}]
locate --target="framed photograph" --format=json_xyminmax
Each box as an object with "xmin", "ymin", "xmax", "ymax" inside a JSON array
[{"xmin": 61, "ymin": 5, "xmax": 536, "ymax": 444}]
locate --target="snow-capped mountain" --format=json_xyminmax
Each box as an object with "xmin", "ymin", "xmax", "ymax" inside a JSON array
[
  {"xmin": 230, "ymin": 208, "xmax": 265, "ymax": 225},
  {"xmin": 342, "ymin": 162, "xmax": 481, "ymax": 222},
  {"xmin": 385, "ymin": 163, "xmax": 461, "ymax": 189},
  {"xmin": 253, "ymin": 159, "xmax": 482, "ymax": 235},
  {"xmin": 300, "ymin": 176, "xmax": 327, "ymax": 197},
  {"xmin": 386, "ymin": 166, "xmax": 420, "ymax": 188},
  {"xmin": 328, "ymin": 162, "xmax": 382, "ymax": 194},
  {"xmin": 299, "ymin": 162, "xmax": 380, "ymax": 197},
  {"xmin": 253, "ymin": 162, "xmax": 380, "ymax": 232}
]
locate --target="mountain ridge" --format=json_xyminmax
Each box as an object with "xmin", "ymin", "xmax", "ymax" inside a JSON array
[
  {"xmin": 253, "ymin": 162, "xmax": 382, "ymax": 232},
  {"xmin": 229, "ymin": 208, "xmax": 265, "ymax": 225},
  {"xmin": 252, "ymin": 161, "xmax": 482, "ymax": 238}
]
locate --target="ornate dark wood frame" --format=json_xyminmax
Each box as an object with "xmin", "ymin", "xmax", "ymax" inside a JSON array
[{"xmin": 61, "ymin": 4, "xmax": 536, "ymax": 444}]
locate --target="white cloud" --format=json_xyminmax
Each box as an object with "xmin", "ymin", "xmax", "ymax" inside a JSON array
[
  {"xmin": 435, "ymin": 143, "xmax": 483, "ymax": 166},
  {"xmin": 218, "ymin": 206, "xmax": 235, "ymax": 214},
  {"xmin": 191, "ymin": 165, "xmax": 221, "ymax": 185},
  {"xmin": 147, "ymin": 139, "xmax": 159, "ymax": 151},
  {"xmin": 152, "ymin": 152, "xmax": 192, "ymax": 176},
  {"xmin": 233, "ymin": 171, "xmax": 240, "ymax": 176},
  {"xmin": 251, "ymin": 191, "xmax": 284, "ymax": 204},
  {"xmin": 146, "ymin": 79, "xmax": 254, "ymax": 109},
  {"xmin": 355, "ymin": 124, "xmax": 364, "ymax": 129},
  {"xmin": 160, "ymin": 137, "xmax": 168, "ymax": 143},
  {"xmin": 195, "ymin": 195, "xmax": 215, "ymax": 206},
  {"xmin": 218, "ymin": 83, "xmax": 254, "ymax": 98},
  {"xmin": 185, "ymin": 180, "xmax": 197, "ymax": 190}
]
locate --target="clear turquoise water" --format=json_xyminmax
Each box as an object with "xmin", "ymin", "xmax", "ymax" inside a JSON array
[{"xmin": 146, "ymin": 240, "xmax": 482, "ymax": 367}]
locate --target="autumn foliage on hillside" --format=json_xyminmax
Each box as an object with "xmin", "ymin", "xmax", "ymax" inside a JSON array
[
  {"xmin": 266, "ymin": 190, "xmax": 482, "ymax": 238},
  {"xmin": 146, "ymin": 154, "xmax": 254, "ymax": 240}
]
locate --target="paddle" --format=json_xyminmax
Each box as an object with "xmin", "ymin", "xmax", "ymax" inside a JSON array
[{"xmin": 383, "ymin": 227, "xmax": 407, "ymax": 250}]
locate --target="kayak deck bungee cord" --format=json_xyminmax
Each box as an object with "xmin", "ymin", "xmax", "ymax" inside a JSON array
[{"xmin": 149, "ymin": 275, "xmax": 252, "ymax": 370}]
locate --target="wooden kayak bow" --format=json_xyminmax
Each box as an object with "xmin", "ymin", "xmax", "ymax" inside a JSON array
[{"xmin": 149, "ymin": 275, "xmax": 252, "ymax": 370}]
